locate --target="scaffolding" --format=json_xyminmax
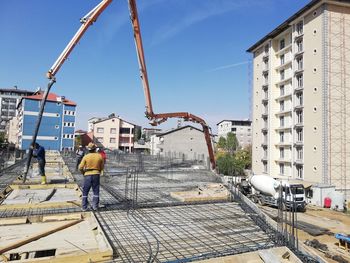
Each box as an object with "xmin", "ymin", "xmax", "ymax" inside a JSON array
[{"xmin": 326, "ymin": 9, "xmax": 350, "ymax": 198}]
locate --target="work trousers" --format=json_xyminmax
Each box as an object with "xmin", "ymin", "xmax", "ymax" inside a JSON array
[
  {"xmin": 38, "ymin": 159, "xmax": 46, "ymax": 176},
  {"xmin": 82, "ymin": 174, "xmax": 100, "ymax": 210},
  {"xmin": 76, "ymin": 157, "xmax": 83, "ymax": 170}
]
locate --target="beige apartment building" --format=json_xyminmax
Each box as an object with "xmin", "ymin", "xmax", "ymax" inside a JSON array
[
  {"xmin": 92, "ymin": 115, "xmax": 135, "ymax": 152},
  {"xmin": 248, "ymin": 0, "xmax": 350, "ymax": 198}
]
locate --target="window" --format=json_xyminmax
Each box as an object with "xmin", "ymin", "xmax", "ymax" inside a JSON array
[
  {"xmin": 280, "ymin": 54, "xmax": 285, "ymax": 65},
  {"xmin": 297, "ymin": 57, "xmax": 303, "ymax": 70},
  {"xmin": 280, "ymin": 85, "xmax": 285, "ymax": 96},
  {"xmin": 263, "ymin": 134, "xmax": 267, "ymax": 144},
  {"xmin": 264, "ymin": 163, "xmax": 267, "ymax": 173},
  {"xmin": 110, "ymin": 128, "xmax": 116, "ymax": 134},
  {"xmin": 97, "ymin": 127, "xmax": 104, "ymax": 133},
  {"xmin": 297, "ymin": 147, "xmax": 303, "ymax": 160},
  {"xmin": 296, "ymin": 111, "xmax": 303, "ymax": 123},
  {"xmin": 280, "ymin": 39, "xmax": 285, "ymax": 50},
  {"xmin": 296, "ymin": 21, "xmax": 303, "ymax": 35},
  {"xmin": 263, "ymin": 148, "xmax": 268, "ymax": 158},
  {"xmin": 297, "ymin": 74, "xmax": 303, "ymax": 88},
  {"xmin": 297, "ymin": 129, "xmax": 303, "ymax": 141},
  {"xmin": 280, "ymin": 70, "xmax": 285, "ymax": 81},
  {"xmin": 296, "ymin": 39, "xmax": 303, "ymax": 52},
  {"xmin": 264, "ymin": 74, "xmax": 268, "ymax": 85},
  {"xmin": 280, "ymin": 116, "xmax": 285, "ymax": 127},
  {"xmin": 280, "ymin": 148, "xmax": 284, "ymax": 158},
  {"xmin": 264, "ymin": 44, "xmax": 269, "ymax": 54},
  {"xmin": 279, "ymin": 163, "xmax": 285, "ymax": 175},
  {"xmin": 231, "ymin": 127, "xmax": 237, "ymax": 132},
  {"xmin": 280, "ymin": 100, "xmax": 285, "ymax": 111},
  {"xmin": 280, "ymin": 132, "xmax": 284, "ymax": 142},
  {"xmin": 110, "ymin": 138, "xmax": 116, "ymax": 143},
  {"xmin": 297, "ymin": 166, "xmax": 303, "ymax": 179},
  {"xmin": 96, "ymin": 137, "xmax": 103, "ymax": 143},
  {"xmin": 120, "ymin": 127, "xmax": 130, "ymax": 134},
  {"xmin": 264, "ymin": 90, "xmax": 268, "ymax": 99},
  {"xmin": 296, "ymin": 92, "xmax": 303, "ymax": 106}
]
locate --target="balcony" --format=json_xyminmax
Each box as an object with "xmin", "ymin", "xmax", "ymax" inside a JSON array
[
  {"xmin": 294, "ymin": 140, "xmax": 303, "ymax": 147},
  {"xmin": 294, "ymin": 122, "xmax": 303, "ymax": 128},
  {"xmin": 275, "ymin": 158, "xmax": 292, "ymax": 164},
  {"xmin": 261, "ymin": 141, "xmax": 268, "ymax": 147},
  {"xmin": 261, "ymin": 112, "xmax": 268, "ymax": 118},
  {"xmin": 275, "ymin": 126, "xmax": 292, "ymax": 131},
  {"xmin": 294, "ymin": 104, "xmax": 304, "ymax": 110},
  {"xmin": 275, "ymin": 109, "xmax": 292, "ymax": 117},
  {"xmin": 275, "ymin": 142, "xmax": 292, "ymax": 148},
  {"xmin": 275, "ymin": 60, "xmax": 292, "ymax": 71},
  {"xmin": 294, "ymin": 50, "xmax": 304, "ymax": 58},
  {"xmin": 276, "ymin": 93, "xmax": 292, "ymax": 101},
  {"xmin": 275, "ymin": 76, "xmax": 292, "ymax": 86},
  {"xmin": 262, "ymin": 84, "xmax": 268, "ymax": 90},
  {"xmin": 294, "ymin": 85, "xmax": 304, "ymax": 93},
  {"xmin": 261, "ymin": 156, "xmax": 268, "ymax": 162},
  {"xmin": 294, "ymin": 68, "xmax": 304, "ymax": 76},
  {"xmin": 262, "ymin": 98, "xmax": 268, "ymax": 104},
  {"xmin": 294, "ymin": 158, "xmax": 304, "ymax": 165}
]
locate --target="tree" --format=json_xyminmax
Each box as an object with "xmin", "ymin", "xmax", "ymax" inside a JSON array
[
  {"xmin": 217, "ymin": 136, "xmax": 226, "ymax": 150},
  {"xmin": 134, "ymin": 126, "xmax": 142, "ymax": 141},
  {"xmin": 226, "ymin": 132, "xmax": 238, "ymax": 154},
  {"xmin": 234, "ymin": 147, "xmax": 252, "ymax": 170}
]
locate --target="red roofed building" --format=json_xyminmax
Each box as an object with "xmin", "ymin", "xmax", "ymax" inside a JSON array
[{"xmin": 17, "ymin": 90, "xmax": 77, "ymax": 151}]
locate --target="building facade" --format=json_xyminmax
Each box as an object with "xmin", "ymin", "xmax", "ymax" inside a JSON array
[
  {"xmin": 0, "ymin": 87, "xmax": 34, "ymax": 133},
  {"xmin": 17, "ymin": 92, "xmax": 77, "ymax": 151},
  {"xmin": 91, "ymin": 115, "xmax": 135, "ymax": 152},
  {"xmin": 217, "ymin": 120, "xmax": 252, "ymax": 149},
  {"xmin": 248, "ymin": 0, "xmax": 350, "ymax": 198},
  {"xmin": 156, "ymin": 125, "xmax": 211, "ymax": 165}
]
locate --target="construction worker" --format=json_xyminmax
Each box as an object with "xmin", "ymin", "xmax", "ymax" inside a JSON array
[
  {"xmin": 75, "ymin": 145, "xmax": 85, "ymax": 171},
  {"xmin": 32, "ymin": 142, "xmax": 46, "ymax": 184},
  {"xmin": 79, "ymin": 142, "xmax": 104, "ymax": 211}
]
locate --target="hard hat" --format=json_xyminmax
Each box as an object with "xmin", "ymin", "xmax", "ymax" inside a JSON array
[{"xmin": 87, "ymin": 142, "xmax": 96, "ymax": 150}]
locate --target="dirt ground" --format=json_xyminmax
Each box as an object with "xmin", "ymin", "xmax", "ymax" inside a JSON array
[{"xmin": 260, "ymin": 204, "xmax": 350, "ymax": 263}]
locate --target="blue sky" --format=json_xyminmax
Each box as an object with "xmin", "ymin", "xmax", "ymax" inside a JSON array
[{"xmin": 0, "ymin": 0, "xmax": 310, "ymax": 132}]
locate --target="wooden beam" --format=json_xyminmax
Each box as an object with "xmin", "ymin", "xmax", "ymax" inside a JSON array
[{"xmin": 0, "ymin": 219, "xmax": 83, "ymax": 255}]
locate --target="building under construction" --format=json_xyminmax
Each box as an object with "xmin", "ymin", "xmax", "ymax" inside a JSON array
[
  {"xmin": 248, "ymin": 0, "xmax": 350, "ymax": 199},
  {"xmin": 0, "ymin": 151, "xmax": 315, "ymax": 262}
]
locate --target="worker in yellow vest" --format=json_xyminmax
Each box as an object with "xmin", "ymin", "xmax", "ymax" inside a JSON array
[{"xmin": 79, "ymin": 142, "xmax": 104, "ymax": 211}]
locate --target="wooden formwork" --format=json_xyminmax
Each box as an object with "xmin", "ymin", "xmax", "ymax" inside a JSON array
[
  {"xmin": 0, "ymin": 183, "xmax": 82, "ymax": 210},
  {"xmin": 0, "ymin": 212, "xmax": 113, "ymax": 262}
]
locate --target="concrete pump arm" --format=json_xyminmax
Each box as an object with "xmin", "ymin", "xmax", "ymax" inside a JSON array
[{"xmin": 46, "ymin": 0, "xmax": 216, "ymax": 169}]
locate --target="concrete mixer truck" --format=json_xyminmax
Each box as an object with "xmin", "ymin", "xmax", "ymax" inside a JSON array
[{"xmin": 241, "ymin": 174, "xmax": 306, "ymax": 211}]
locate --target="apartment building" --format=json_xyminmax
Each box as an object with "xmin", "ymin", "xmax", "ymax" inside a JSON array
[
  {"xmin": 17, "ymin": 92, "xmax": 77, "ymax": 150},
  {"xmin": 0, "ymin": 87, "xmax": 34, "ymax": 133},
  {"xmin": 217, "ymin": 120, "xmax": 252, "ymax": 149},
  {"xmin": 155, "ymin": 125, "xmax": 210, "ymax": 165},
  {"xmin": 248, "ymin": 0, "xmax": 350, "ymax": 198},
  {"xmin": 91, "ymin": 115, "xmax": 136, "ymax": 152}
]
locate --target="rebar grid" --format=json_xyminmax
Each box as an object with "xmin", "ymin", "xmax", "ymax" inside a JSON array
[{"xmin": 95, "ymin": 203, "xmax": 274, "ymax": 262}]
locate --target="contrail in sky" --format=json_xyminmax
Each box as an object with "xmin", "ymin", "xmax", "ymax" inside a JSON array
[{"xmin": 207, "ymin": 61, "xmax": 249, "ymax": 72}]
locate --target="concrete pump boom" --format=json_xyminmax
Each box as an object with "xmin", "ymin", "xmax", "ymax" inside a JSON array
[{"xmin": 23, "ymin": 0, "xmax": 216, "ymax": 179}]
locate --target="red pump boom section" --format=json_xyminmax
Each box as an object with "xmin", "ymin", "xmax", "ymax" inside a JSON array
[{"xmin": 47, "ymin": 0, "xmax": 216, "ymax": 169}]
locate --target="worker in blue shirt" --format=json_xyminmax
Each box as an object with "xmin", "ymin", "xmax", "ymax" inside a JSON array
[{"xmin": 32, "ymin": 142, "xmax": 46, "ymax": 184}]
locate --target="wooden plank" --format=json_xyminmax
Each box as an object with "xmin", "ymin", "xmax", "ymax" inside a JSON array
[
  {"xmin": 259, "ymin": 249, "xmax": 282, "ymax": 263},
  {"xmin": 0, "ymin": 217, "xmax": 28, "ymax": 226},
  {"xmin": 0, "ymin": 219, "xmax": 83, "ymax": 255}
]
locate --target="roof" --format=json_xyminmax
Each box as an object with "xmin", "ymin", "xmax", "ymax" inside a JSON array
[
  {"xmin": 24, "ymin": 92, "xmax": 76, "ymax": 106},
  {"xmin": 157, "ymin": 125, "xmax": 204, "ymax": 137},
  {"xmin": 93, "ymin": 115, "xmax": 137, "ymax": 127},
  {"xmin": 247, "ymin": 0, "xmax": 338, "ymax": 52},
  {"xmin": 216, "ymin": 119, "xmax": 252, "ymax": 126},
  {"xmin": 0, "ymin": 87, "xmax": 34, "ymax": 94}
]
